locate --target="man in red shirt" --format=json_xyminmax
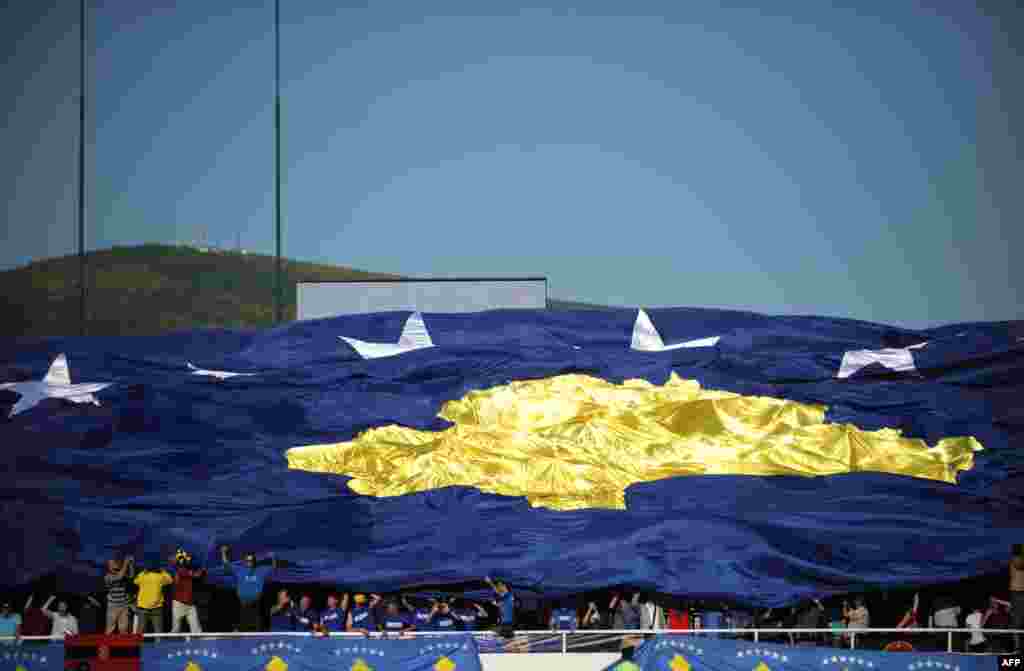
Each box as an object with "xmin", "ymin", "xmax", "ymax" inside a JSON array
[
  {"xmin": 169, "ymin": 550, "xmax": 206, "ymax": 633},
  {"xmin": 21, "ymin": 596, "xmax": 52, "ymax": 637}
]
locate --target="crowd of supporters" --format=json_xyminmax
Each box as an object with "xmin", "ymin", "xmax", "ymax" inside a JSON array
[{"xmin": 2, "ymin": 545, "xmax": 1021, "ymax": 653}]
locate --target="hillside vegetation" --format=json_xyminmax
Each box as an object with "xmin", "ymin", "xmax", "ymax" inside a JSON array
[{"xmin": 0, "ymin": 245, "xmax": 608, "ymax": 337}]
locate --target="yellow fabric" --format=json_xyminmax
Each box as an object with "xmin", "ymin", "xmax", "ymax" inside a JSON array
[
  {"xmin": 287, "ymin": 373, "xmax": 981, "ymax": 511},
  {"xmin": 266, "ymin": 656, "xmax": 288, "ymax": 671},
  {"xmin": 134, "ymin": 570, "xmax": 172, "ymax": 609}
]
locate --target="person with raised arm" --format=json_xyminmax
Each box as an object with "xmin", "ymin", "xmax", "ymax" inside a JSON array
[
  {"xmin": 221, "ymin": 545, "xmax": 277, "ymax": 632},
  {"xmin": 42, "ymin": 596, "xmax": 79, "ymax": 637},
  {"xmin": 346, "ymin": 594, "xmax": 380, "ymax": 636}
]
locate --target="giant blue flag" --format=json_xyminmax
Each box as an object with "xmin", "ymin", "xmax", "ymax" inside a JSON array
[
  {"xmin": 1, "ymin": 308, "xmax": 1022, "ymax": 604},
  {"xmin": 603, "ymin": 635, "xmax": 999, "ymax": 671}
]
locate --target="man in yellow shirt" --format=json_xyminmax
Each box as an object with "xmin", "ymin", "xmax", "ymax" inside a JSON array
[{"xmin": 134, "ymin": 563, "xmax": 173, "ymax": 634}]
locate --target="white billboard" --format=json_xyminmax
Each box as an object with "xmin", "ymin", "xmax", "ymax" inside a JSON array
[{"xmin": 297, "ymin": 278, "xmax": 548, "ymax": 320}]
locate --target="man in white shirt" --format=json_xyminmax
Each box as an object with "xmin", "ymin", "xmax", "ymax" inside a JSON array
[
  {"xmin": 640, "ymin": 596, "xmax": 665, "ymax": 631},
  {"xmin": 42, "ymin": 596, "xmax": 79, "ymax": 637}
]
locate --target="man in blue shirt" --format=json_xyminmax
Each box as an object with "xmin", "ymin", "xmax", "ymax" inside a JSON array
[
  {"xmin": 269, "ymin": 590, "xmax": 295, "ymax": 632},
  {"xmin": 293, "ymin": 594, "xmax": 319, "ymax": 633},
  {"xmin": 550, "ymin": 601, "xmax": 578, "ymax": 631},
  {"xmin": 486, "ymin": 577, "xmax": 515, "ymax": 637},
  {"xmin": 346, "ymin": 594, "xmax": 380, "ymax": 636},
  {"xmin": 221, "ymin": 545, "xmax": 276, "ymax": 632},
  {"xmin": 455, "ymin": 601, "xmax": 488, "ymax": 631},
  {"xmin": 429, "ymin": 600, "xmax": 462, "ymax": 632},
  {"xmin": 320, "ymin": 593, "xmax": 348, "ymax": 634},
  {"xmin": 380, "ymin": 600, "xmax": 413, "ymax": 636},
  {"xmin": 402, "ymin": 596, "xmax": 433, "ymax": 631}
]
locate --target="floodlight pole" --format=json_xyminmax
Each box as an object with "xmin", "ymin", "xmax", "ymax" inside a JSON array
[
  {"xmin": 273, "ymin": 0, "xmax": 283, "ymax": 324},
  {"xmin": 78, "ymin": 0, "xmax": 87, "ymax": 335}
]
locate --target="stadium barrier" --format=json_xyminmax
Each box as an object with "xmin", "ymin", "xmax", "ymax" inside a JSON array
[{"xmin": 4, "ymin": 628, "xmax": 1021, "ymax": 653}]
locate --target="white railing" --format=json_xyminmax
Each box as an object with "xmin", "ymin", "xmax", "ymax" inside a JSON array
[{"xmin": 3, "ymin": 628, "xmax": 1021, "ymax": 654}]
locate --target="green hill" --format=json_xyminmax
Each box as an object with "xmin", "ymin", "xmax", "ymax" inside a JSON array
[{"xmin": 0, "ymin": 244, "xmax": 610, "ymax": 337}]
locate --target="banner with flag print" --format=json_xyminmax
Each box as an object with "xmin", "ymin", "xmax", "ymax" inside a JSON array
[
  {"xmin": 608, "ymin": 636, "xmax": 999, "ymax": 671},
  {"xmin": 142, "ymin": 635, "xmax": 482, "ymax": 671},
  {"xmin": 0, "ymin": 644, "xmax": 63, "ymax": 671},
  {"xmin": 2, "ymin": 308, "xmax": 1022, "ymax": 602}
]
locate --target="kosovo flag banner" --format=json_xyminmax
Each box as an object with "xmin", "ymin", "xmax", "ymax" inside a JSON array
[
  {"xmin": 0, "ymin": 644, "xmax": 63, "ymax": 671},
  {"xmin": 142, "ymin": 635, "xmax": 482, "ymax": 671},
  {"xmin": 1, "ymin": 308, "xmax": 1022, "ymax": 603},
  {"xmin": 608, "ymin": 636, "xmax": 998, "ymax": 671}
]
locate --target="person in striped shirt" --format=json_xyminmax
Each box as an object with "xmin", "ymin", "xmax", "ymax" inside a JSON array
[{"xmin": 104, "ymin": 556, "xmax": 135, "ymax": 633}]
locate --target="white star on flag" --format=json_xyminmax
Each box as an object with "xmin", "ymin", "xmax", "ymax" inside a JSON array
[
  {"xmin": 187, "ymin": 361, "xmax": 255, "ymax": 379},
  {"xmin": 340, "ymin": 312, "xmax": 434, "ymax": 359},
  {"xmin": 631, "ymin": 308, "xmax": 721, "ymax": 351},
  {"xmin": 837, "ymin": 342, "xmax": 927, "ymax": 378},
  {"xmin": 1, "ymin": 353, "xmax": 112, "ymax": 417}
]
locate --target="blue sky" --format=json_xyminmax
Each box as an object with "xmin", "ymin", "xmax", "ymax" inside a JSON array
[{"xmin": 1, "ymin": 1, "xmax": 1021, "ymax": 327}]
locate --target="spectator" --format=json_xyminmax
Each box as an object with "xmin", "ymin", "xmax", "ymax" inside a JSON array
[
  {"xmin": 269, "ymin": 590, "xmax": 296, "ymax": 632},
  {"xmin": 486, "ymin": 577, "xmax": 516, "ymax": 637},
  {"xmin": 700, "ymin": 602, "xmax": 726, "ymax": 638},
  {"xmin": 965, "ymin": 603, "xmax": 987, "ymax": 653},
  {"xmin": 897, "ymin": 594, "xmax": 919, "ymax": 629},
  {"xmin": 104, "ymin": 556, "xmax": 135, "ymax": 634},
  {"xmin": 42, "ymin": 596, "xmax": 79, "ymax": 636},
  {"xmin": 1012, "ymin": 544, "xmax": 1024, "ymax": 652},
  {"xmin": 582, "ymin": 601, "xmax": 603, "ymax": 629},
  {"xmin": 984, "ymin": 597, "xmax": 1011, "ymax": 653},
  {"xmin": 346, "ymin": 593, "xmax": 380, "ymax": 636},
  {"xmin": 666, "ymin": 603, "xmax": 690, "ymax": 631},
  {"xmin": 429, "ymin": 600, "xmax": 462, "ymax": 632},
  {"xmin": 455, "ymin": 601, "xmax": 487, "ymax": 631},
  {"xmin": 293, "ymin": 595, "xmax": 319, "ymax": 632},
  {"xmin": 21, "ymin": 596, "xmax": 51, "ymax": 637},
  {"xmin": 844, "ymin": 597, "xmax": 870, "ymax": 629},
  {"xmin": 640, "ymin": 595, "xmax": 665, "ymax": 631},
  {"xmin": 402, "ymin": 596, "xmax": 433, "ymax": 631},
  {"xmin": 793, "ymin": 599, "xmax": 825, "ymax": 645},
  {"xmin": 320, "ymin": 593, "xmax": 348, "ymax": 634},
  {"xmin": 170, "ymin": 552, "xmax": 206, "ymax": 634},
  {"xmin": 611, "ymin": 593, "xmax": 642, "ymax": 659},
  {"xmin": 221, "ymin": 546, "xmax": 277, "ymax": 632},
  {"xmin": 380, "ymin": 600, "xmax": 414, "ymax": 635},
  {"xmin": 550, "ymin": 601, "xmax": 578, "ymax": 631},
  {"xmin": 133, "ymin": 564, "xmax": 172, "ymax": 634},
  {"xmin": 0, "ymin": 601, "xmax": 21, "ymax": 645},
  {"xmin": 78, "ymin": 596, "xmax": 102, "ymax": 635},
  {"xmin": 930, "ymin": 596, "xmax": 960, "ymax": 629}
]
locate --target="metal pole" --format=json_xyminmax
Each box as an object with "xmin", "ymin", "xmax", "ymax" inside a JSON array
[
  {"xmin": 849, "ymin": 631, "xmax": 855, "ymax": 650},
  {"xmin": 273, "ymin": 0, "xmax": 283, "ymax": 324},
  {"xmin": 946, "ymin": 631, "xmax": 952, "ymax": 653},
  {"xmin": 562, "ymin": 632, "xmax": 567, "ymax": 653},
  {"xmin": 78, "ymin": 0, "xmax": 87, "ymax": 336}
]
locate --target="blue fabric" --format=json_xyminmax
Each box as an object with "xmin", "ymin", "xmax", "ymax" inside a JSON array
[
  {"xmin": 0, "ymin": 642, "xmax": 64, "ymax": 671},
  {"xmin": 320, "ymin": 607, "xmax": 346, "ymax": 632},
  {"xmin": 1, "ymin": 309, "xmax": 1022, "ymax": 605},
  {"xmin": 605, "ymin": 635, "xmax": 998, "ymax": 671},
  {"xmin": 144, "ymin": 634, "xmax": 482, "ymax": 671},
  {"xmin": 412, "ymin": 609, "xmax": 432, "ymax": 630}
]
